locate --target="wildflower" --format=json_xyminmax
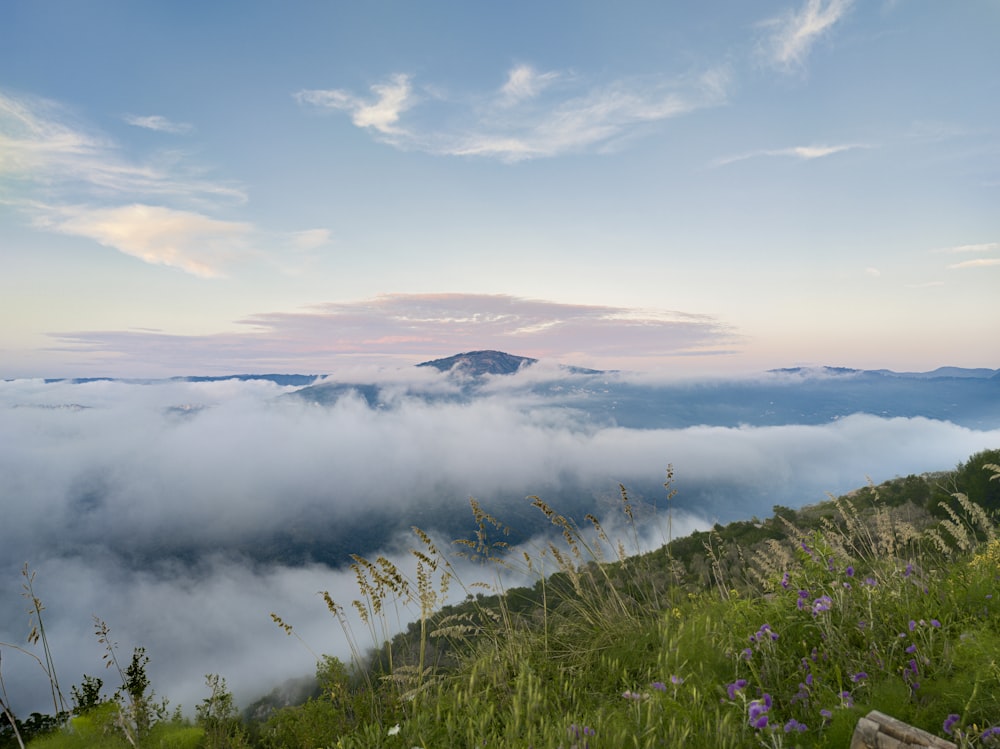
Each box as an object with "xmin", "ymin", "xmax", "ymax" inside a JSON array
[
  {"xmin": 982, "ymin": 726, "xmax": 1000, "ymax": 741},
  {"xmin": 748, "ymin": 694, "xmax": 772, "ymax": 729},
  {"xmin": 864, "ymin": 577, "xmax": 877, "ymax": 587},
  {"xmin": 726, "ymin": 679, "xmax": 748, "ymax": 700},
  {"xmin": 943, "ymin": 714, "xmax": 960, "ymax": 736},
  {"xmin": 812, "ymin": 595, "xmax": 833, "ymax": 614},
  {"xmin": 670, "ymin": 675, "xmax": 684, "ymax": 685},
  {"xmin": 651, "ymin": 681, "xmax": 667, "ymax": 692},
  {"xmin": 846, "ymin": 565, "xmax": 855, "ymax": 577},
  {"xmin": 797, "ymin": 589, "xmax": 810, "ymax": 610},
  {"xmin": 905, "ymin": 644, "xmax": 917, "ymax": 654},
  {"xmin": 820, "ymin": 709, "xmax": 833, "ymax": 721},
  {"xmin": 839, "ymin": 691, "xmax": 854, "ymax": 708},
  {"xmin": 622, "ymin": 690, "xmax": 647, "ymax": 701},
  {"xmin": 930, "ymin": 619, "xmax": 941, "ymax": 628},
  {"xmin": 909, "ymin": 620, "xmax": 917, "ymax": 631},
  {"xmin": 904, "ymin": 563, "xmax": 913, "ymax": 577},
  {"xmin": 781, "ymin": 572, "xmax": 790, "ymax": 589},
  {"xmin": 850, "ymin": 672, "xmax": 867, "ymax": 683},
  {"xmin": 784, "ymin": 718, "xmax": 808, "ymax": 733},
  {"xmin": 387, "ymin": 724, "xmax": 401, "ymax": 736}
]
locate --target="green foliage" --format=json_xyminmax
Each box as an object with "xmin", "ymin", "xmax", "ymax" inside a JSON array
[{"xmin": 70, "ymin": 675, "xmax": 104, "ymax": 715}]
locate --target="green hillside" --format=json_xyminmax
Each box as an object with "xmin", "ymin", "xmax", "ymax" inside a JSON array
[{"xmin": 4, "ymin": 449, "xmax": 1000, "ymax": 749}]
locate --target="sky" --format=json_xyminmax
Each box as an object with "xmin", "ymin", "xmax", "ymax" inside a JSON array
[{"xmin": 1, "ymin": 0, "xmax": 999, "ymax": 377}]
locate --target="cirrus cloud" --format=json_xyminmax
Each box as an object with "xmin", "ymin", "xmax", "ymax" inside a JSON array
[{"xmin": 295, "ymin": 64, "xmax": 730, "ymax": 162}]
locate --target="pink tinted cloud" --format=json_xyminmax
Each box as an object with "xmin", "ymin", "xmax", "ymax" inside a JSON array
[{"xmin": 50, "ymin": 293, "xmax": 740, "ymax": 375}]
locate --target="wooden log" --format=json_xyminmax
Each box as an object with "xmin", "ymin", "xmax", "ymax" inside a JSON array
[{"xmin": 850, "ymin": 711, "xmax": 957, "ymax": 749}]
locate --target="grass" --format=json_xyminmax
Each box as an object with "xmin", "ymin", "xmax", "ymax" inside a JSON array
[{"xmin": 4, "ymin": 457, "xmax": 1000, "ymax": 748}]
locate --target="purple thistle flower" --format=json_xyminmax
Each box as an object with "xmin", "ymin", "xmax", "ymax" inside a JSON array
[
  {"xmin": 781, "ymin": 572, "xmax": 790, "ymax": 589},
  {"xmin": 820, "ymin": 709, "xmax": 833, "ymax": 721},
  {"xmin": 943, "ymin": 714, "xmax": 960, "ymax": 736},
  {"xmin": 909, "ymin": 620, "xmax": 917, "ymax": 631},
  {"xmin": 906, "ymin": 644, "xmax": 917, "ymax": 654},
  {"xmin": 726, "ymin": 679, "xmax": 748, "ymax": 700},
  {"xmin": 850, "ymin": 672, "xmax": 868, "ymax": 682},
  {"xmin": 651, "ymin": 681, "xmax": 667, "ymax": 692},
  {"xmin": 930, "ymin": 619, "xmax": 941, "ymax": 628},
  {"xmin": 846, "ymin": 565, "xmax": 855, "ymax": 577}
]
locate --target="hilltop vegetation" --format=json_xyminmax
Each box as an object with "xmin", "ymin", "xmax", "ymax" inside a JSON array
[{"xmin": 3, "ymin": 449, "xmax": 1000, "ymax": 748}]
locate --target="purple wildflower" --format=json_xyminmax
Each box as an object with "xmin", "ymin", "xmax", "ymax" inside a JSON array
[
  {"xmin": 850, "ymin": 672, "xmax": 868, "ymax": 683},
  {"xmin": 748, "ymin": 695, "xmax": 772, "ymax": 729},
  {"xmin": 812, "ymin": 595, "xmax": 833, "ymax": 614},
  {"xmin": 784, "ymin": 718, "xmax": 808, "ymax": 733},
  {"xmin": 904, "ymin": 563, "xmax": 913, "ymax": 577},
  {"xmin": 982, "ymin": 726, "xmax": 1000, "ymax": 741},
  {"xmin": 930, "ymin": 619, "xmax": 941, "ymax": 628},
  {"xmin": 846, "ymin": 565, "xmax": 855, "ymax": 577},
  {"xmin": 651, "ymin": 681, "xmax": 667, "ymax": 692},
  {"xmin": 839, "ymin": 690, "xmax": 854, "ymax": 708},
  {"xmin": 781, "ymin": 572, "xmax": 790, "ymax": 589},
  {"xmin": 670, "ymin": 674, "xmax": 684, "ymax": 685},
  {"xmin": 726, "ymin": 679, "xmax": 748, "ymax": 700},
  {"xmin": 943, "ymin": 714, "xmax": 960, "ymax": 736},
  {"xmin": 909, "ymin": 620, "xmax": 917, "ymax": 631}
]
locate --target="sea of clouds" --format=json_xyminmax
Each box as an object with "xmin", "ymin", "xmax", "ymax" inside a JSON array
[{"xmin": 2, "ymin": 370, "xmax": 998, "ymax": 717}]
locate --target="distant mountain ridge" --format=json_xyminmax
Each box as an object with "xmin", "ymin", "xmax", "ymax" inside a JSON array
[{"xmin": 769, "ymin": 366, "xmax": 999, "ymax": 380}]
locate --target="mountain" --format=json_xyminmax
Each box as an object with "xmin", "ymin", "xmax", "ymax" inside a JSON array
[{"xmin": 416, "ymin": 350, "xmax": 538, "ymax": 376}]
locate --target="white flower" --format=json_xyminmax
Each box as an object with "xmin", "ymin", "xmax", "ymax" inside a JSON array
[{"xmin": 387, "ymin": 723, "xmax": 401, "ymax": 736}]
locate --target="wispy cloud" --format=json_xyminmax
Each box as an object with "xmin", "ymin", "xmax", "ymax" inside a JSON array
[
  {"xmin": 38, "ymin": 203, "xmax": 253, "ymax": 277},
  {"xmin": 123, "ymin": 114, "xmax": 194, "ymax": 134},
  {"xmin": 0, "ymin": 91, "xmax": 243, "ymax": 202},
  {"xmin": 761, "ymin": 0, "xmax": 854, "ymax": 70},
  {"xmin": 499, "ymin": 64, "xmax": 561, "ymax": 106},
  {"xmin": 295, "ymin": 64, "xmax": 729, "ymax": 162},
  {"xmin": 934, "ymin": 242, "xmax": 999, "ymax": 254},
  {"xmin": 51, "ymin": 293, "xmax": 741, "ymax": 374},
  {"xmin": 295, "ymin": 74, "xmax": 414, "ymax": 135},
  {"xmin": 711, "ymin": 142, "xmax": 867, "ymax": 167},
  {"xmin": 947, "ymin": 258, "xmax": 1000, "ymax": 270},
  {"xmin": 1, "ymin": 90, "xmax": 325, "ymax": 276}
]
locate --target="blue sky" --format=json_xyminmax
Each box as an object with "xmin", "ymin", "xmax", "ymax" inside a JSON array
[{"xmin": 1, "ymin": 0, "xmax": 998, "ymax": 377}]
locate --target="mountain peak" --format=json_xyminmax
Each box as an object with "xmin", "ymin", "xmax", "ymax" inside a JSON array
[{"xmin": 416, "ymin": 350, "xmax": 537, "ymax": 377}]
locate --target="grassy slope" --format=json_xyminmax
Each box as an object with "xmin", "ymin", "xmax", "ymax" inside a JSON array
[{"xmin": 9, "ymin": 454, "xmax": 1000, "ymax": 749}]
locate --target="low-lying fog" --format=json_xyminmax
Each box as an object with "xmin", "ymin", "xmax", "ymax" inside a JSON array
[{"xmin": 2, "ymin": 366, "xmax": 998, "ymax": 717}]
